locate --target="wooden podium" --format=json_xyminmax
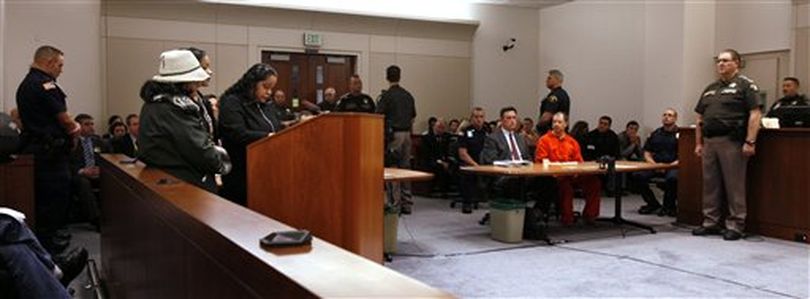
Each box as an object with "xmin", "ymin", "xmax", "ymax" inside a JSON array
[{"xmin": 247, "ymin": 113, "xmax": 385, "ymax": 262}]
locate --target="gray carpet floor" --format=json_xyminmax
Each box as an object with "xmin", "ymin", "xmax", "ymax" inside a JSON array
[{"xmin": 386, "ymin": 194, "xmax": 810, "ymax": 298}]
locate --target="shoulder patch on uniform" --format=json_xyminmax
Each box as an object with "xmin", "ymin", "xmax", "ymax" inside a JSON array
[
  {"xmin": 739, "ymin": 75, "xmax": 754, "ymax": 83},
  {"xmin": 42, "ymin": 81, "xmax": 56, "ymax": 90},
  {"xmin": 548, "ymin": 95, "xmax": 558, "ymax": 103}
]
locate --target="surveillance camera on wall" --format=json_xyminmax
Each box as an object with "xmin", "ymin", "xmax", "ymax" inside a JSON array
[{"xmin": 502, "ymin": 38, "xmax": 516, "ymax": 52}]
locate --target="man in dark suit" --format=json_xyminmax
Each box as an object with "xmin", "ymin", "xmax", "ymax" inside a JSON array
[
  {"xmin": 480, "ymin": 107, "xmax": 532, "ymax": 199},
  {"xmin": 111, "ymin": 114, "xmax": 138, "ymax": 158},
  {"xmin": 481, "ymin": 106, "xmax": 532, "ymax": 164},
  {"xmin": 69, "ymin": 114, "xmax": 109, "ymax": 229}
]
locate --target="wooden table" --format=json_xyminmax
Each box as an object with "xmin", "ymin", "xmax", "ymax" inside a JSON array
[
  {"xmin": 0, "ymin": 155, "xmax": 35, "ymax": 227},
  {"xmin": 462, "ymin": 161, "xmax": 678, "ymax": 234},
  {"xmin": 384, "ymin": 167, "xmax": 434, "ymax": 182}
]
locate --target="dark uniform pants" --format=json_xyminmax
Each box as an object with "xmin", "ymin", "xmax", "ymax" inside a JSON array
[
  {"xmin": 631, "ymin": 169, "xmax": 678, "ymax": 209},
  {"xmin": 33, "ymin": 154, "xmax": 71, "ymax": 239},
  {"xmin": 701, "ymin": 136, "xmax": 748, "ymax": 233}
]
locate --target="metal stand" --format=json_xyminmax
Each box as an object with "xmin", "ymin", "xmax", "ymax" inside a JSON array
[{"xmin": 595, "ymin": 158, "xmax": 656, "ymax": 234}]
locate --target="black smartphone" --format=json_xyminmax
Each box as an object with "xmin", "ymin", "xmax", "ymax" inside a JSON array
[{"xmin": 260, "ymin": 230, "xmax": 312, "ymax": 247}]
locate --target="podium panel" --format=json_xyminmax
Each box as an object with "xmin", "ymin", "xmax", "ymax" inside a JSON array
[{"xmin": 248, "ymin": 113, "xmax": 384, "ymax": 262}]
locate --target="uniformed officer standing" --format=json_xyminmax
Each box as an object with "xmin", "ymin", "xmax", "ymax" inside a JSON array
[
  {"xmin": 457, "ymin": 107, "xmax": 488, "ymax": 213},
  {"xmin": 766, "ymin": 77, "xmax": 808, "ymax": 117},
  {"xmin": 15, "ymin": 45, "xmax": 80, "ymax": 253},
  {"xmin": 376, "ymin": 65, "xmax": 417, "ymax": 214},
  {"xmin": 692, "ymin": 49, "xmax": 763, "ymax": 241},
  {"xmin": 536, "ymin": 69, "xmax": 570, "ymax": 135},
  {"xmin": 335, "ymin": 75, "xmax": 375, "ymax": 113}
]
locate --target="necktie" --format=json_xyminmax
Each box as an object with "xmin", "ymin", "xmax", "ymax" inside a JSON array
[
  {"xmin": 509, "ymin": 132, "xmax": 520, "ymax": 160},
  {"xmin": 83, "ymin": 138, "xmax": 95, "ymax": 167}
]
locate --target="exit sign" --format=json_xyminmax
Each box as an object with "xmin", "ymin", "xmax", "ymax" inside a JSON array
[{"xmin": 303, "ymin": 33, "xmax": 323, "ymax": 47}]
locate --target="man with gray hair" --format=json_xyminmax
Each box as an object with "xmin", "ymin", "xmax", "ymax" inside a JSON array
[{"xmin": 536, "ymin": 69, "xmax": 570, "ymax": 135}]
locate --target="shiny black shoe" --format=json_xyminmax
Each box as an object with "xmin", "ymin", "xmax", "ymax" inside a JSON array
[
  {"xmin": 723, "ymin": 230, "xmax": 743, "ymax": 241},
  {"xmin": 692, "ymin": 226, "xmax": 723, "ymax": 236},
  {"xmin": 399, "ymin": 205, "xmax": 412, "ymax": 215},
  {"xmin": 638, "ymin": 205, "xmax": 661, "ymax": 215},
  {"xmin": 658, "ymin": 207, "xmax": 676, "ymax": 217},
  {"xmin": 54, "ymin": 247, "xmax": 88, "ymax": 286}
]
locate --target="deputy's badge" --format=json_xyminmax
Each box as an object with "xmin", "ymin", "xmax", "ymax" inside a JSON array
[
  {"xmin": 729, "ymin": 82, "xmax": 737, "ymax": 88},
  {"xmin": 42, "ymin": 81, "xmax": 56, "ymax": 90},
  {"xmin": 750, "ymin": 84, "xmax": 759, "ymax": 91},
  {"xmin": 548, "ymin": 95, "xmax": 558, "ymax": 103},
  {"xmin": 467, "ymin": 130, "xmax": 473, "ymax": 138}
]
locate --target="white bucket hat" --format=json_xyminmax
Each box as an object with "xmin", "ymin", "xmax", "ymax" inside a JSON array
[{"xmin": 152, "ymin": 49, "xmax": 210, "ymax": 83}]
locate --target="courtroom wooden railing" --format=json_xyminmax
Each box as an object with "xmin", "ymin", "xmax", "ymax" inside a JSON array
[
  {"xmin": 100, "ymin": 154, "xmax": 450, "ymax": 298},
  {"xmin": 0, "ymin": 155, "xmax": 35, "ymax": 227}
]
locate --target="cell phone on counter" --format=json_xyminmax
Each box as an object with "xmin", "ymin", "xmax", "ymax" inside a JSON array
[{"xmin": 260, "ymin": 230, "xmax": 312, "ymax": 247}]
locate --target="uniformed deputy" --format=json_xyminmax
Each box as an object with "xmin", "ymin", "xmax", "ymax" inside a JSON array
[
  {"xmin": 15, "ymin": 45, "xmax": 80, "ymax": 254},
  {"xmin": 766, "ymin": 77, "xmax": 808, "ymax": 117},
  {"xmin": 376, "ymin": 65, "xmax": 417, "ymax": 214},
  {"xmin": 318, "ymin": 87, "xmax": 338, "ymax": 112},
  {"xmin": 457, "ymin": 107, "xmax": 488, "ymax": 213},
  {"xmin": 138, "ymin": 49, "xmax": 228, "ymax": 192},
  {"xmin": 692, "ymin": 49, "xmax": 764, "ymax": 241},
  {"xmin": 536, "ymin": 69, "xmax": 570, "ymax": 135},
  {"xmin": 270, "ymin": 89, "xmax": 296, "ymax": 125},
  {"xmin": 335, "ymin": 75, "xmax": 375, "ymax": 113},
  {"xmin": 632, "ymin": 108, "xmax": 679, "ymax": 217}
]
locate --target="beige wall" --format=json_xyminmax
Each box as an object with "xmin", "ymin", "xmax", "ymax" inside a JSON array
[
  {"xmin": 3, "ymin": 0, "xmax": 102, "ymax": 119},
  {"xmin": 103, "ymin": 2, "xmax": 475, "ymax": 132}
]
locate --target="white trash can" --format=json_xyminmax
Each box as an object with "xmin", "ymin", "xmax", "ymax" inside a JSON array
[{"xmin": 490, "ymin": 200, "xmax": 525, "ymax": 243}]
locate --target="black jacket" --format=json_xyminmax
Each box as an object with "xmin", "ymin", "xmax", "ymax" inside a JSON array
[
  {"xmin": 217, "ymin": 93, "xmax": 282, "ymax": 205},
  {"xmin": 111, "ymin": 134, "xmax": 137, "ymax": 158},
  {"xmin": 582, "ymin": 129, "xmax": 620, "ymax": 161},
  {"xmin": 137, "ymin": 81, "xmax": 223, "ymax": 191},
  {"xmin": 376, "ymin": 85, "xmax": 416, "ymax": 131}
]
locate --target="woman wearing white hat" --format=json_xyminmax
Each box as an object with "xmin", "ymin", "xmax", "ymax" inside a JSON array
[{"xmin": 137, "ymin": 49, "xmax": 229, "ymax": 191}]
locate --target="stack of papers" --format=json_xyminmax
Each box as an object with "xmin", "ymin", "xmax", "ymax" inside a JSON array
[{"xmin": 493, "ymin": 160, "xmax": 533, "ymax": 167}]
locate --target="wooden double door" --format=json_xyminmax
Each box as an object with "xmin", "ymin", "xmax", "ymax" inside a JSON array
[{"xmin": 262, "ymin": 51, "xmax": 357, "ymax": 110}]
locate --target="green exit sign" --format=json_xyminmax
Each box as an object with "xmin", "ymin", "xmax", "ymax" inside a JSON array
[{"xmin": 303, "ymin": 33, "xmax": 323, "ymax": 47}]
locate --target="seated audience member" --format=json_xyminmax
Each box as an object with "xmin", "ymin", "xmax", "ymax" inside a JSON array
[
  {"xmin": 421, "ymin": 119, "xmax": 454, "ymax": 195},
  {"xmin": 137, "ymin": 49, "xmax": 228, "ymax": 192},
  {"xmin": 767, "ymin": 77, "xmax": 809, "ymax": 117},
  {"xmin": 109, "ymin": 122, "xmax": 127, "ymax": 140},
  {"xmin": 218, "ymin": 63, "xmax": 282, "ymax": 206},
  {"xmin": 458, "ymin": 108, "xmax": 488, "ymax": 213},
  {"xmin": 69, "ymin": 114, "xmax": 108, "ymax": 229},
  {"xmin": 318, "ymin": 87, "xmax": 338, "ymax": 112},
  {"xmin": 0, "ymin": 209, "xmax": 87, "ymax": 298},
  {"xmin": 422, "ymin": 116, "xmax": 438, "ymax": 135},
  {"xmin": 102, "ymin": 115, "xmax": 122, "ymax": 139},
  {"xmin": 582, "ymin": 115, "xmax": 619, "ymax": 161},
  {"xmin": 448, "ymin": 119, "xmax": 461, "ymax": 135},
  {"xmin": 570, "ymin": 121, "xmax": 589, "ymax": 142},
  {"xmin": 632, "ymin": 108, "xmax": 679, "ymax": 216},
  {"xmin": 270, "ymin": 90, "xmax": 296, "ymax": 125},
  {"xmin": 521, "ymin": 117, "xmax": 540, "ymax": 151},
  {"xmin": 335, "ymin": 75, "xmax": 376, "ymax": 113},
  {"xmin": 618, "ymin": 120, "xmax": 643, "ymax": 161},
  {"xmin": 535, "ymin": 112, "xmax": 601, "ymax": 225},
  {"xmin": 480, "ymin": 107, "xmax": 533, "ymax": 198},
  {"xmin": 111, "ymin": 114, "xmax": 138, "ymax": 158}
]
